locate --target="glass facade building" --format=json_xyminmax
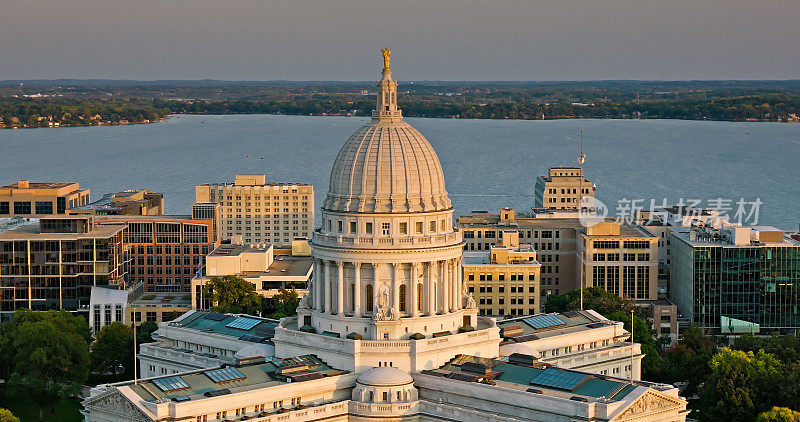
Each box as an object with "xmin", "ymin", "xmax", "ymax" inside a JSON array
[{"xmin": 670, "ymin": 230, "xmax": 800, "ymax": 333}]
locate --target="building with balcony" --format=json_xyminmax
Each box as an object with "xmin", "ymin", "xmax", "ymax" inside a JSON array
[
  {"xmin": 195, "ymin": 174, "xmax": 313, "ymax": 245},
  {"xmin": 463, "ymin": 231, "xmax": 542, "ymax": 317},
  {"xmin": 0, "ymin": 179, "xmax": 90, "ymax": 217},
  {"xmin": 0, "ymin": 215, "xmax": 128, "ymax": 319}
]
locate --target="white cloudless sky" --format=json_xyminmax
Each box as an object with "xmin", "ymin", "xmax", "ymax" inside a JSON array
[{"xmin": 2, "ymin": 0, "xmax": 799, "ymax": 80}]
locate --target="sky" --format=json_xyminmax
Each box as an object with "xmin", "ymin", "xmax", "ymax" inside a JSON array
[{"xmin": 2, "ymin": 0, "xmax": 799, "ymax": 81}]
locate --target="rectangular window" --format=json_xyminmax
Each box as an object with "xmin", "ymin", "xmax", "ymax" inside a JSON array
[
  {"xmin": 0, "ymin": 202, "xmax": 8, "ymax": 215},
  {"xmin": 416, "ymin": 222, "xmax": 423, "ymax": 234},
  {"xmin": 350, "ymin": 221, "xmax": 357, "ymax": 234},
  {"xmin": 13, "ymin": 201, "xmax": 31, "ymax": 215},
  {"xmin": 399, "ymin": 222, "xmax": 407, "ymax": 234},
  {"xmin": 365, "ymin": 222, "xmax": 373, "ymax": 234},
  {"xmin": 381, "ymin": 222, "xmax": 390, "ymax": 236},
  {"xmin": 35, "ymin": 201, "xmax": 53, "ymax": 214},
  {"xmin": 337, "ymin": 220, "xmax": 343, "ymax": 233}
]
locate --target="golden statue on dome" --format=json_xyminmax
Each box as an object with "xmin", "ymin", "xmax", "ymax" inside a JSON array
[{"xmin": 381, "ymin": 47, "xmax": 391, "ymax": 72}]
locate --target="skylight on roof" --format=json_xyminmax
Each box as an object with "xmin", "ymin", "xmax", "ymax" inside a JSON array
[
  {"xmin": 205, "ymin": 367, "xmax": 246, "ymax": 383},
  {"xmin": 152, "ymin": 376, "xmax": 190, "ymax": 392},
  {"xmin": 529, "ymin": 367, "xmax": 590, "ymax": 392},
  {"xmin": 225, "ymin": 317, "xmax": 261, "ymax": 330},
  {"xmin": 523, "ymin": 314, "xmax": 565, "ymax": 330}
]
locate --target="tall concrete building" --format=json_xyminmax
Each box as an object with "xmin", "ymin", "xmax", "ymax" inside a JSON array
[
  {"xmin": 195, "ymin": 174, "xmax": 313, "ymax": 245},
  {"xmin": 534, "ymin": 167, "xmax": 594, "ymax": 210},
  {"xmin": 670, "ymin": 222, "xmax": 800, "ymax": 334},
  {"xmin": 463, "ymin": 231, "xmax": 542, "ymax": 317},
  {"xmin": 0, "ymin": 180, "xmax": 90, "ymax": 217},
  {"xmin": 0, "ymin": 216, "xmax": 128, "ymax": 319}
]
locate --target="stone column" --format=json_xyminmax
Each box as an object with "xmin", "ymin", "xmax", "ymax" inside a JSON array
[
  {"xmin": 426, "ymin": 262, "xmax": 435, "ymax": 316},
  {"xmin": 313, "ymin": 258, "xmax": 322, "ymax": 311},
  {"xmin": 392, "ymin": 263, "xmax": 401, "ymax": 313},
  {"xmin": 411, "ymin": 263, "xmax": 419, "ymax": 317},
  {"xmin": 323, "ymin": 260, "xmax": 331, "ymax": 314},
  {"xmin": 353, "ymin": 263, "xmax": 362, "ymax": 316},
  {"xmin": 451, "ymin": 259, "xmax": 459, "ymax": 312},
  {"xmin": 441, "ymin": 260, "xmax": 448, "ymax": 314},
  {"xmin": 337, "ymin": 261, "xmax": 344, "ymax": 315},
  {"xmin": 456, "ymin": 258, "xmax": 463, "ymax": 310}
]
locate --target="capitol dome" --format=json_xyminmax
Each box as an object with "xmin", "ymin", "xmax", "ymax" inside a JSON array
[
  {"xmin": 322, "ymin": 53, "xmax": 450, "ymax": 214},
  {"xmin": 356, "ymin": 366, "xmax": 414, "ymax": 387}
]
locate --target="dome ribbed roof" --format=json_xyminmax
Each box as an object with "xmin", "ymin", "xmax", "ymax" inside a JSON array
[
  {"xmin": 323, "ymin": 50, "xmax": 451, "ymax": 214},
  {"xmin": 323, "ymin": 119, "xmax": 451, "ymax": 213},
  {"xmin": 356, "ymin": 366, "xmax": 414, "ymax": 386}
]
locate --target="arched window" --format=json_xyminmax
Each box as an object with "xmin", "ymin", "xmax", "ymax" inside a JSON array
[
  {"xmin": 417, "ymin": 283, "xmax": 423, "ymax": 312},
  {"xmin": 365, "ymin": 284, "xmax": 373, "ymax": 312},
  {"xmin": 399, "ymin": 284, "xmax": 407, "ymax": 312}
]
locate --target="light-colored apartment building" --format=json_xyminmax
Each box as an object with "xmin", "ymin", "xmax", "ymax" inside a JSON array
[
  {"xmin": 0, "ymin": 180, "xmax": 90, "ymax": 217},
  {"xmin": 195, "ymin": 174, "xmax": 313, "ymax": 245},
  {"xmin": 578, "ymin": 221, "xmax": 660, "ymax": 301},
  {"xmin": 463, "ymin": 231, "xmax": 542, "ymax": 317},
  {"xmin": 534, "ymin": 167, "xmax": 594, "ymax": 210}
]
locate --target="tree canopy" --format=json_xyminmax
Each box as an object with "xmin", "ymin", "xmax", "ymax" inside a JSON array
[
  {"xmin": 757, "ymin": 407, "xmax": 800, "ymax": 422},
  {"xmin": 1, "ymin": 311, "xmax": 90, "ymax": 420},
  {"xmin": 203, "ymin": 275, "xmax": 262, "ymax": 315},
  {"xmin": 0, "ymin": 409, "xmax": 20, "ymax": 422},
  {"xmin": 90, "ymin": 322, "xmax": 133, "ymax": 376},
  {"xmin": 267, "ymin": 288, "xmax": 300, "ymax": 319}
]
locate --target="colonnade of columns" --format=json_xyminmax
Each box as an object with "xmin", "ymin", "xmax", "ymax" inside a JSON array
[{"xmin": 310, "ymin": 257, "xmax": 463, "ymax": 318}]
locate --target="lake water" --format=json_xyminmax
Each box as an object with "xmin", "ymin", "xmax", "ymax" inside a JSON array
[{"xmin": 0, "ymin": 114, "xmax": 798, "ymax": 230}]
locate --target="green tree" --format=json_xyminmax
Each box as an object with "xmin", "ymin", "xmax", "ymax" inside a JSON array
[
  {"xmin": 658, "ymin": 325, "xmax": 716, "ymax": 397},
  {"xmin": 9, "ymin": 319, "xmax": 89, "ymax": 420},
  {"xmin": 607, "ymin": 310, "xmax": 661, "ymax": 377},
  {"xmin": 90, "ymin": 322, "xmax": 133, "ymax": 376},
  {"xmin": 203, "ymin": 275, "xmax": 262, "ymax": 315},
  {"xmin": 136, "ymin": 320, "xmax": 159, "ymax": 344},
  {"xmin": 544, "ymin": 287, "xmax": 637, "ymax": 317},
  {"xmin": 268, "ymin": 288, "xmax": 300, "ymax": 319},
  {"xmin": 0, "ymin": 409, "xmax": 20, "ymax": 422},
  {"xmin": 699, "ymin": 348, "xmax": 783, "ymax": 422},
  {"xmin": 757, "ymin": 407, "xmax": 800, "ymax": 422}
]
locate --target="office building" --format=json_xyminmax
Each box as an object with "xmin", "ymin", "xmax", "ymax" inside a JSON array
[
  {"xmin": 0, "ymin": 216, "xmax": 128, "ymax": 319},
  {"xmin": 459, "ymin": 209, "xmax": 659, "ymax": 301},
  {"xmin": 670, "ymin": 222, "xmax": 800, "ymax": 333},
  {"xmin": 463, "ymin": 231, "xmax": 542, "ymax": 317},
  {"xmin": 0, "ymin": 180, "xmax": 90, "ymax": 217},
  {"xmin": 95, "ymin": 204, "xmax": 220, "ymax": 293},
  {"xmin": 578, "ymin": 221, "xmax": 660, "ymax": 301},
  {"xmin": 69, "ymin": 189, "xmax": 164, "ymax": 216},
  {"xmin": 534, "ymin": 167, "xmax": 594, "ymax": 210},
  {"xmin": 195, "ymin": 174, "xmax": 313, "ymax": 245}
]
